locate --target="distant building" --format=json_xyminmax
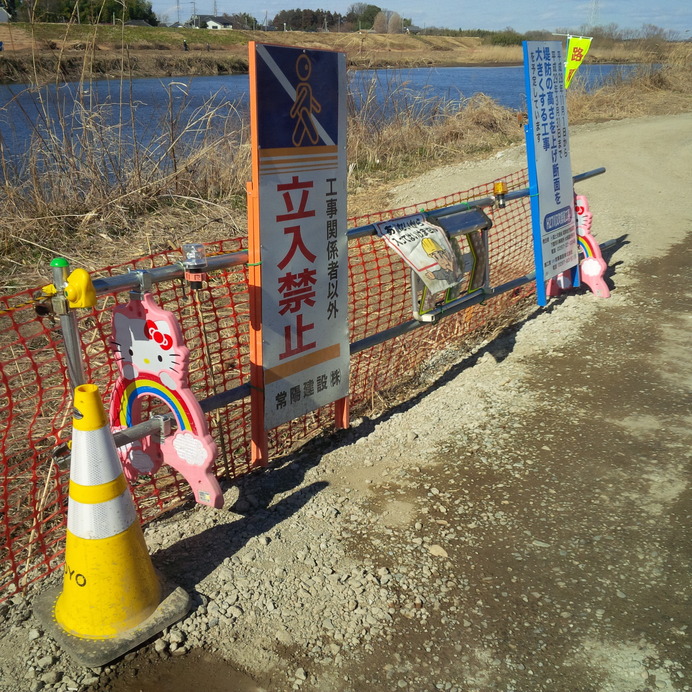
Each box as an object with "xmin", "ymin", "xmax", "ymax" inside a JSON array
[
  {"xmin": 0, "ymin": 8, "xmax": 11, "ymax": 22},
  {"xmin": 195, "ymin": 15, "xmax": 233, "ymax": 29},
  {"xmin": 125, "ymin": 19, "xmax": 153, "ymax": 27}
]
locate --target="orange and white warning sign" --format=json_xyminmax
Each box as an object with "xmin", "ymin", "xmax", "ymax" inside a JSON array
[{"xmin": 248, "ymin": 43, "xmax": 349, "ymax": 433}]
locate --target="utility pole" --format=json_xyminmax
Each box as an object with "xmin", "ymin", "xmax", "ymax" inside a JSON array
[{"xmin": 589, "ymin": 0, "xmax": 600, "ymax": 28}]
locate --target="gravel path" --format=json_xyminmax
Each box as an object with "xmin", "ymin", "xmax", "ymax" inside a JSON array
[{"xmin": 1, "ymin": 113, "xmax": 690, "ymax": 692}]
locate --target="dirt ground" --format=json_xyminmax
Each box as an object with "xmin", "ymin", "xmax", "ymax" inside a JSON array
[
  {"xmin": 0, "ymin": 25, "xmax": 34, "ymax": 51},
  {"xmin": 1, "ymin": 113, "xmax": 690, "ymax": 692}
]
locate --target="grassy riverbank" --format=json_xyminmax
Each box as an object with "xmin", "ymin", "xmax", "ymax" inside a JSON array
[
  {"xmin": 0, "ymin": 23, "xmax": 682, "ymax": 83},
  {"xmin": 0, "ymin": 42, "xmax": 690, "ymax": 292}
]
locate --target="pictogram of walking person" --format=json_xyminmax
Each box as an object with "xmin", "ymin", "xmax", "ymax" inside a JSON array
[{"xmin": 290, "ymin": 54, "xmax": 322, "ymax": 146}]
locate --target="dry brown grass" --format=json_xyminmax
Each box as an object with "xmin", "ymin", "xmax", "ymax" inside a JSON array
[
  {"xmin": 0, "ymin": 83, "xmax": 252, "ymax": 287},
  {"xmin": 347, "ymin": 86, "xmax": 522, "ymax": 189},
  {"xmin": 567, "ymin": 45, "xmax": 692, "ymax": 123},
  {"xmin": 1, "ymin": 44, "xmax": 690, "ymax": 291}
]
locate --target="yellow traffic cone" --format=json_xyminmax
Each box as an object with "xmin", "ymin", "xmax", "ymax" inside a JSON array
[{"xmin": 36, "ymin": 383, "xmax": 190, "ymax": 667}]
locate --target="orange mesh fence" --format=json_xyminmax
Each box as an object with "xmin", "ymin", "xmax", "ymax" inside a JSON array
[{"xmin": 0, "ymin": 169, "xmax": 533, "ymax": 601}]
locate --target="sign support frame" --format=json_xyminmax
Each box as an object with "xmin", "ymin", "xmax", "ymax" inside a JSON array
[{"xmin": 247, "ymin": 44, "xmax": 268, "ymax": 466}]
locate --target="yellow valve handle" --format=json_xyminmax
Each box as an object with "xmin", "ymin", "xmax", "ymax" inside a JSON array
[{"xmin": 64, "ymin": 268, "xmax": 97, "ymax": 309}]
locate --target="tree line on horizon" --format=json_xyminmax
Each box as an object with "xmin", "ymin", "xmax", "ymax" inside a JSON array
[
  {"xmin": 269, "ymin": 4, "xmax": 411, "ymax": 33},
  {"xmin": 4, "ymin": 0, "xmax": 158, "ymax": 25}
]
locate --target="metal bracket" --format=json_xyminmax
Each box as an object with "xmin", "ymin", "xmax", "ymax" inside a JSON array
[
  {"xmin": 431, "ymin": 206, "xmax": 493, "ymax": 237},
  {"xmin": 129, "ymin": 269, "xmax": 153, "ymax": 298},
  {"xmin": 112, "ymin": 414, "xmax": 176, "ymax": 449},
  {"xmin": 410, "ymin": 207, "xmax": 493, "ymax": 322},
  {"xmin": 151, "ymin": 414, "xmax": 173, "ymax": 445}
]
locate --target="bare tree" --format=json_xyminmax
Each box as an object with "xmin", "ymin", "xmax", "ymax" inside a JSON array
[
  {"xmin": 347, "ymin": 2, "xmax": 369, "ymax": 16},
  {"xmin": 388, "ymin": 11, "xmax": 402, "ymax": 33},
  {"xmin": 373, "ymin": 10, "xmax": 387, "ymax": 33}
]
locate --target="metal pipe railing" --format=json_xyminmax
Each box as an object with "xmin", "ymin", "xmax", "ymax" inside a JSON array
[
  {"xmin": 91, "ymin": 251, "xmax": 249, "ymax": 297},
  {"xmin": 346, "ymin": 167, "xmax": 606, "ymax": 239},
  {"xmin": 351, "ymin": 232, "xmax": 617, "ymax": 356},
  {"xmin": 65, "ymin": 166, "xmax": 608, "ymax": 447},
  {"xmin": 91, "ymin": 167, "xmax": 608, "ymax": 296},
  {"xmin": 350, "ymin": 273, "xmax": 536, "ymax": 355}
]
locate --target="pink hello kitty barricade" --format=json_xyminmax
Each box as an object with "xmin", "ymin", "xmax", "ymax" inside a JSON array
[
  {"xmin": 109, "ymin": 293, "xmax": 223, "ymax": 508},
  {"xmin": 546, "ymin": 193, "xmax": 610, "ymax": 299},
  {"xmin": 574, "ymin": 194, "xmax": 610, "ymax": 299}
]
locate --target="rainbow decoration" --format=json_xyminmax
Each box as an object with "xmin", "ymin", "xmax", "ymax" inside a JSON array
[
  {"xmin": 576, "ymin": 194, "xmax": 610, "ymax": 299},
  {"xmin": 578, "ymin": 234, "xmax": 597, "ymax": 259},
  {"xmin": 108, "ymin": 292, "xmax": 223, "ymax": 508},
  {"xmin": 114, "ymin": 376, "xmax": 196, "ymax": 433},
  {"xmin": 546, "ymin": 194, "xmax": 610, "ymax": 300}
]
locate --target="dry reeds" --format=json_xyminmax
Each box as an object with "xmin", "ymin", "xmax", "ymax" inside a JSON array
[
  {"xmin": 346, "ymin": 73, "xmax": 522, "ymax": 184},
  {"xmin": 566, "ymin": 46, "xmax": 692, "ymax": 123},
  {"xmin": 1, "ymin": 38, "xmax": 691, "ymax": 287},
  {"xmin": 1, "ymin": 85, "xmax": 250, "ymax": 217},
  {"xmin": 0, "ymin": 74, "xmax": 252, "ymax": 285}
]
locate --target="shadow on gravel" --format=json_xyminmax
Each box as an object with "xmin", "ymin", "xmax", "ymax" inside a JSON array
[
  {"xmin": 600, "ymin": 233, "xmax": 629, "ymax": 265},
  {"xmin": 158, "ymin": 230, "xmax": 635, "ymax": 595},
  {"xmin": 153, "ymin": 480, "xmax": 328, "ymax": 591},
  {"xmin": 230, "ymin": 449, "xmax": 328, "ymax": 514},
  {"xmin": 332, "ymin": 231, "xmax": 632, "ymax": 443},
  {"xmin": 600, "ymin": 232, "xmax": 629, "ymax": 290},
  {"xmin": 213, "ymin": 232, "xmax": 633, "ymax": 514}
]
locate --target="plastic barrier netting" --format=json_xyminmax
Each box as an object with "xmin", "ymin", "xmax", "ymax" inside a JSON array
[{"xmin": 1, "ymin": 169, "xmax": 533, "ymax": 600}]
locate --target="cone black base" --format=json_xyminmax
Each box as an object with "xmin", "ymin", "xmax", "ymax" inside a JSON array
[{"xmin": 34, "ymin": 576, "xmax": 190, "ymax": 668}]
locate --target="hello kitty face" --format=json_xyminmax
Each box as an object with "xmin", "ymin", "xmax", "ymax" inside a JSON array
[
  {"xmin": 575, "ymin": 195, "xmax": 593, "ymax": 234},
  {"xmin": 113, "ymin": 312, "xmax": 181, "ymax": 382}
]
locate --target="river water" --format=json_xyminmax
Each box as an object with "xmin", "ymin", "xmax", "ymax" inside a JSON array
[{"xmin": 0, "ymin": 63, "xmax": 637, "ymax": 162}]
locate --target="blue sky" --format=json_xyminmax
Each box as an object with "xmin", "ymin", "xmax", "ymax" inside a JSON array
[{"xmin": 153, "ymin": 0, "xmax": 692, "ymax": 36}]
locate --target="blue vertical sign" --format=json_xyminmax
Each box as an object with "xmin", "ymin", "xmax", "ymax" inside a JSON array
[{"xmin": 523, "ymin": 41, "xmax": 578, "ymax": 306}]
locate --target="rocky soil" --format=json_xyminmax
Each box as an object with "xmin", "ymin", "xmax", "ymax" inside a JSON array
[{"xmin": 0, "ymin": 113, "xmax": 689, "ymax": 692}]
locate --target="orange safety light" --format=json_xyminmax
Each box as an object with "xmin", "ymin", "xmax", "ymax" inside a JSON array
[{"xmin": 493, "ymin": 181, "xmax": 508, "ymax": 208}]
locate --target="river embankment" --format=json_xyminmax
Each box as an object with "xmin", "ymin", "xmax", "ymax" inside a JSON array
[
  {"xmin": 0, "ymin": 42, "xmax": 689, "ymax": 295},
  {"xmin": 0, "ymin": 24, "xmax": 662, "ymax": 85},
  {"xmin": 0, "ymin": 51, "xmax": 250, "ymax": 83}
]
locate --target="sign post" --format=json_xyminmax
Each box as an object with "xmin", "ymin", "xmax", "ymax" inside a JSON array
[
  {"xmin": 248, "ymin": 42, "xmax": 350, "ymax": 460},
  {"xmin": 523, "ymin": 40, "xmax": 579, "ymax": 306}
]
